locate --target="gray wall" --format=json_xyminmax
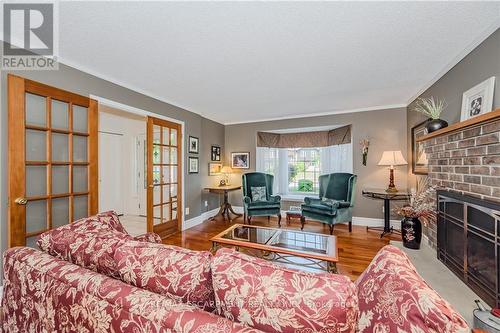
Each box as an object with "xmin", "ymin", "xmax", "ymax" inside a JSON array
[
  {"xmin": 0, "ymin": 63, "xmax": 225, "ymax": 273},
  {"xmin": 407, "ymin": 28, "xmax": 500, "ymax": 189},
  {"xmin": 225, "ymin": 107, "xmax": 408, "ymax": 219},
  {"xmin": 200, "ymin": 118, "xmax": 225, "ymax": 212}
]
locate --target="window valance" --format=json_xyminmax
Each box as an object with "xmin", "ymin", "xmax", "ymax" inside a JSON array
[{"xmin": 257, "ymin": 125, "xmax": 351, "ymax": 148}]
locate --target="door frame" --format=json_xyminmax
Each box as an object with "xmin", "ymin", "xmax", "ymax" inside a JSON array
[{"xmin": 90, "ymin": 95, "xmax": 186, "ymax": 229}]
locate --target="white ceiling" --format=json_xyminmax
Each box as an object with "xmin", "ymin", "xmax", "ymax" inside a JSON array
[{"xmin": 56, "ymin": 2, "xmax": 500, "ymax": 124}]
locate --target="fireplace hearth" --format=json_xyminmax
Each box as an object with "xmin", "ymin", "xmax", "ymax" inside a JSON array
[{"xmin": 437, "ymin": 190, "xmax": 500, "ymax": 307}]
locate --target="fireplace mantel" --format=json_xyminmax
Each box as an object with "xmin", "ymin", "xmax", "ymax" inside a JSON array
[{"xmin": 418, "ymin": 108, "xmax": 500, "ymax": 142}]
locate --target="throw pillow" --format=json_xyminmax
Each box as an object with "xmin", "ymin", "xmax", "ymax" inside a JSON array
[
  {"xmin": 251, "ymin": 186, "xmax": 267, "ymax": 202},
  {"xmin": 211, "ymin": 248, "xmax": 359, "ymax": 333}
]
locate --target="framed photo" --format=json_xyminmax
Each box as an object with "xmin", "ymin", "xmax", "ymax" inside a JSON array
[
  {"xmin": 231, "ymin": 152, "xmax": 250, "ymax": 169},
  {"xmin": 188, "ymin": 156, "xmax": 199, "ymax": 174},
  {"xmin": 411, "ymin": 120, "xmax": 429, "ymax": 175},
  {"xmin": 211, "ymin": 145, "xmax": 221, "ymax": 161},
  {"xmin": 460, "ymin": 77, "xmax": 496, "ymax": 121},
  {"xmin": 189, "ymin": 136, "xmax": 199, "ymax": 154},
  {"xmin": 208, "ymin": 162, "xmax": 222, "ymax": 175}
]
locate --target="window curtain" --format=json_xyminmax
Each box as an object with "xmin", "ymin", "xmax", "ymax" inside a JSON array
[
  {"xmin": 257, "ymin": 125, "xmax": 351, "ymax": 148},
  {"xmin": 256, "ymin": 143, "xmax": 353, "ymax": 195}
]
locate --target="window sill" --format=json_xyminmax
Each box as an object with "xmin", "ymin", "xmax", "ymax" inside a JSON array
[{"xmin": 279, "ymin": 194, "xmax": 319, "ymax": 202}]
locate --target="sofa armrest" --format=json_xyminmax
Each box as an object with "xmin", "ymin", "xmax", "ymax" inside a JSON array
[
  {"xmin": 269, "ymin": 195, "xmax": 281, "ymax": 203},
  {"xmin": 355, "ymin": 245, "xmax": 469, "ymax": 332},
  {"xmin": 133, "ymin": 232, "xmax": 162, "ymax": 244},
  {"xmin": 243, "ymin": 196, "xmax": 252, "ymax": 205},
  {"xmin": 304, "ymin": 197, "xmax": 322, "ymax": 205},
  {"xmin": 319, "ymin": 199, "xmax": 340, "ymax": 209}
]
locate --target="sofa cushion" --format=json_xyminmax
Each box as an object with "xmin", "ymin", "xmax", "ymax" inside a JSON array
[
  {"xmin": 355, "ymin": 245, "xmax": 469, "ymax": 333},
  {"xmin": 211, "ymin": 248, "xmax": 358, "ymax": 333},
  {"xmin": 114, "ymin": 241, "xmax": 216, "ymax": 311},
  {"xmin": 247, "ymin": 201, "xmax": 281, "ymax": 210},
  {"xmin": 302, "ymin": 203, "xmax": 338, "ymax": 216}
]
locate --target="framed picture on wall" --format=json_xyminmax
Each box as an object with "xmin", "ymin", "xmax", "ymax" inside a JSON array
[
  {"xmin": 189, "ymin": 136, "xmax": 199, "ymax": 154},
  {"xmin": 208, "ymin": 162, "xmax": 222, "ymax": 175},
  {"xmin": 231, "ymin": 152, "xmax": 250, "ymax": 169},
  {"xmin": 411, "ymin": 120, "xmax": 429, "ymax": 175},
  {"xmin": 188, "ymin": 156, "xmax": 199, "ymax": 173},
  {"xmin": 211, "ymin": 145, "xmax": 221, "ymax": 161},
  {"xmin": 460, "ymin": 77, "xmax": 496, "ymax": 121}
]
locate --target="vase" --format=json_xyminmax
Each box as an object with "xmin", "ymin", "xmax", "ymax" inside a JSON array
[
  {"xmin": 401, "ymin": 217, "xmax": 422, "ymax": 249},
  {"xmin": 425, "ymin": 119, "xmax": 448, "ymax": 133}
]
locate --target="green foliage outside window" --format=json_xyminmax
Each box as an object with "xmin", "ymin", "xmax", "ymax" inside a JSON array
[{"xmin": 298, "ymin": 179, "xmax": 313, "ymax": 192}]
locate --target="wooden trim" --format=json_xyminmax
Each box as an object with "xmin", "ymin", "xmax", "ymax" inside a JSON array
[
  {"xmin": 88, "ymin": 99, "xmax": 99, "ymax": 215},
  {"xmin": 146, "ymin": 117, "xmax": 154, "ymax": 233},
  {"xmin": 47, "ymin": 97, "xmax": 52, "ymax": 231},
  {"xmin": 417, "ymin": 108, "xmax": 500, "ymax": 142},
  {"xmin": 24, "ymin": 77, "xmax": 89, "ymax": 107},
  {"xmin": 8, "ymin": 75, "xmax": 27, "ymax": 247}
]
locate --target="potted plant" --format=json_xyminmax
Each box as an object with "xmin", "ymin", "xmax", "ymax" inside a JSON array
[
  {"xmin": 397, "ymin": 179, "xmax": 436, "ymax": 249},
  {"xmin": 413, "ymin": 97, "xmax": 448, "ymax": 133}
]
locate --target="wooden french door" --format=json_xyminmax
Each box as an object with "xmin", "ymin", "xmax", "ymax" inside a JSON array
[
  {"xmin": 8, "ymin": 74, "xmax": 98, "ymax": 248},
  {"xmin": 147, "ymin": 116, "xmax": 182, "ymax": 238}
]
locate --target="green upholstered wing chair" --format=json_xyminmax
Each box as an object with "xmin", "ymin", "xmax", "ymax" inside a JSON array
[
  {"xmin": 242, "ymin": 172, "xmax": 282, "ymax": 226},
  {"xmin": 300, "ymin": 173, "xmax": 357, "ymax": 234}
]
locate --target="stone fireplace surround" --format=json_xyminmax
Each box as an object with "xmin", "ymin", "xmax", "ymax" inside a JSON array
[{"xmin": 422, "ymin": 114, "xmax": 500, "ymax": 248}]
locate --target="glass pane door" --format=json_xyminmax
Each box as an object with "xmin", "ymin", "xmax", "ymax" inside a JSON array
[
  {"xmin": 147, "ymin": 117, "xmax": 181, "ymax": 238},
  {"xmin": 8, "ymin": 75, "xmax": 98, "ymax": 247}
]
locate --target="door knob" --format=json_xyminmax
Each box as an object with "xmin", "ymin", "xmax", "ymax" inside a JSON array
[{"xmin": 15, "ymin": 197, "xmax": 28, "ymax": 205}]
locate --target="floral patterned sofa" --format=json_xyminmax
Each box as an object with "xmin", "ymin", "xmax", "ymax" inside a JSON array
[{"xmin": 2, "ymin": 212, "xmax": 469, "ymax": 333}]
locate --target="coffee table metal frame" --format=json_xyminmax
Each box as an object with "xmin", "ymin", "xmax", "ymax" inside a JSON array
[{"xmin": 210, "ymin": 224, "xmax": 338, "ymax": 273}]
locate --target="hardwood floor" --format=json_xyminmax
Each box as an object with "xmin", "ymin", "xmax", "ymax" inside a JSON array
[{"xmin": 163, "ymin": 215, "xmax": 401, "ymax": 281}]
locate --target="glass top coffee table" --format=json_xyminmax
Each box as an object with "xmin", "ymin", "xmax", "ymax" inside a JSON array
[{"xmin": 210, "ymin": 224, "xmax": 338, "ymax": 273}]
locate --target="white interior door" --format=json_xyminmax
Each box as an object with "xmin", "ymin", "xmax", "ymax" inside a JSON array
[{"xmin": 99, "ymin": 132, "xmax": 124, "ymax": 214}]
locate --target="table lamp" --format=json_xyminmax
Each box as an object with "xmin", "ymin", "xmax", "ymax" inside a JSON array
[
  {"xmin": 378, "ymin": 151, "xmax": 407, "ymax": 193},
  {"xmin": 220, "ymin": 166, "xmax": 232, "ymax": 186}
]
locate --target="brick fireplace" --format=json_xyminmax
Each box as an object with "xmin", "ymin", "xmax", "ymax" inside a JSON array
[{"xmin": 422, "ymin": 115, "xmax": 500, "ymax": 248}]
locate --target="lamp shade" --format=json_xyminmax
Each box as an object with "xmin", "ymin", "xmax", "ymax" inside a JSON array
[
  {"xmin": 378, "ymin": 151, "xmax": 407, "ymax": 166},
  {"xmin": 220, "ymin": 166, "xmax": 233, "ymax": 174}
]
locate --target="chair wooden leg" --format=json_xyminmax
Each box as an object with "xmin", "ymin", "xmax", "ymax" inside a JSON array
[
  {"xmin": 247, "ymin": 216, "xmax": 252, "ymax": 225},
  {"xmin": 300, "ymin": 216, "xmax": 305, "ymax": 230},
  {"xmin": 243, "ymin": 213, "xmax": 246, "ymax": 224},
  {"xmin": 329, "ymin": 224, "xmax": 334, "ymax": 235},
  {"xmin": 348, "ymin": 221, "xmax": 352, "ymax": 232},
  {"xmin": 268, "ymin": 216, "xmax": 270, "ymax": 223},
  {"xmin": 277, "ymin": 214, "xmax": 282, "ymax": 227}
]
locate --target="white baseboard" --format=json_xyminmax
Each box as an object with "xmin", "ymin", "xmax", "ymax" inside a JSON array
[
  {"xmin": 352, "ymin": 216, "xmax": 400, "ymax": 229},
  {"xmin": 182, "ymin": 208, "xmax": 220, "ymax": 231},
  {"xmin": 231, "ymin": 206, "xmax": 399, "ymax": 228}
]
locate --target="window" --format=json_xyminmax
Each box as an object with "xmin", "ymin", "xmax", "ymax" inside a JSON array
[
  {"xmin": 287, "ymin": 148, "xmax": 321, "ymax": 194},
  {"xmin": 256, "ymin": 143, "xmax": 353, "ymax": 198}
]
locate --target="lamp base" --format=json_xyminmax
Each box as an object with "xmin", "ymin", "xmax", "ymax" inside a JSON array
[
  {"xmin": 385, "ymin": 186, "xmax": 399, "ymax": 193},
  {"xmin": 385, "ymin": 167, "xmax": 398, "ymax": 193}
]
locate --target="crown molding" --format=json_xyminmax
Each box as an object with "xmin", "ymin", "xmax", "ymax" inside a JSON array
[{"xmin": 223, "ymin": 104, "xmax": 408, "ymax": 125}]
